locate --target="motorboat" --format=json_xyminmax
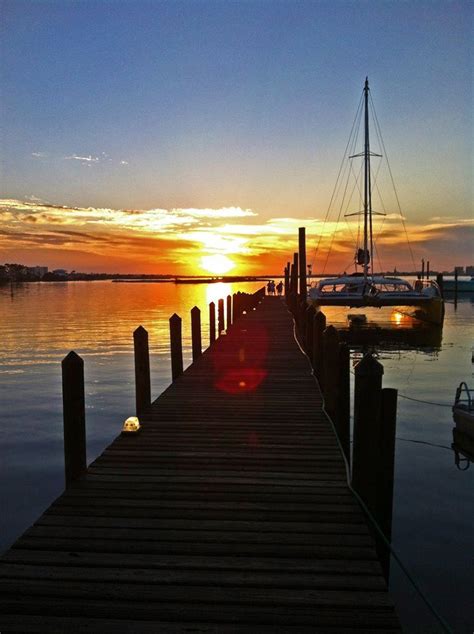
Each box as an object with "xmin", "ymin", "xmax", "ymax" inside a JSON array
[
  {"xmin": 308, "ymin": 79, "xmax": 444, "ymax": 325},
  {"xmin": 452, "ymin": 382, "xmax": 474, "ymax": 434},
  {"xmin": 452, "ymin": 382, "xmax": 474, "ymax": 469}
]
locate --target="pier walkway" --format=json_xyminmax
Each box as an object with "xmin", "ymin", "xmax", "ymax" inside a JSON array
[{"xmin": 0, "ymin": 296, "xmax": 400, "ymax": 632}]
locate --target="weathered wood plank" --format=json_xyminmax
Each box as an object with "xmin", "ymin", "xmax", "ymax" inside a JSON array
[
  {"xmin": 0, "ymin": 598, "xmax": 400, "ymax": 628},
  {"xmin": 0, "ymin": 614, "xmax": 401, "ymax": 634},
  {"xmin": 0, "ymin": 563, "xmax": 386, "ymax": 590},
  {"xmin": 2, "ymin": 549, "xmax": 382, "ymax": 574}
]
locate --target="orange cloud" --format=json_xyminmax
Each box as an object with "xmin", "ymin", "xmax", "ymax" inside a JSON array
[{"xmin": 0, "ymin": 198, "xmax": 472, "ymax": 274}]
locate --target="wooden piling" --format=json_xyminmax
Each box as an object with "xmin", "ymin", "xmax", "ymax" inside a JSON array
[
  {"xmin": 209, "ymin": 302, "xmax": 216, "ymax": 343},
  {"xmin": 191, "ymin": 306, "xmax": 202, "ymax": 361},
  {"xmin": 299, "ymin": 227, "xmax": 307, "ymax": 299},
  {"xmin": 290, "ymin": 252, "xmax": 298, "ymax": 313},
  {"xmin": 426, "ymin": 260, "xmax": 430, "ymax": 280},
  {"xmin": 284, "ymin": 263, "xmax": 290, "ymax": 297},
  {"xmin": 226, "ymin": 294, "xmax": 232, "ymax": 330},
  {"xmin": 305, "ymin": 304, "xmax": 316, "ymax": 355},
  {"xmin": 232, "ymin": 293, "xmax": 238, "ymax": 323},
  {"xmin": 352, "ymin": 353, "xmax": 384, "ymax": 514},
  {"xmin": 218, "ymin": 298, "xmax": 225, "ymax": 334},
  {"xmin": 436, "ymin": 273, "xmax": 444, "ymax": 297},
  {"xmin": 133, "ymin": 326, "xmax": 151, "ymax": 418},
  {"xmin": 169, "ymin": 313, "xmax": 183, "ymax": 381},
  {"xmin": 312, "ymin": 311, "xmax": 326, "ymax": 385},
  {"xmin": 61, "ymin": 351, "xmax": 86, "ymax": 487},
  {"xmin": 377, "ymin": 387, "xmax": 398, "ymax": 580},
  {"xmin": 322, "ymin": 325, "xmax": 340, "ymax": 423},
  {"xmin": 337, "ymin": 342, "xmax": 351, "ymax": 465}
]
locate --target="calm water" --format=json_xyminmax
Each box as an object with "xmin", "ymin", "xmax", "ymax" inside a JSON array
[{"xmin": 1, "ymin": 281, "xmax": 473, "ymax": 632}]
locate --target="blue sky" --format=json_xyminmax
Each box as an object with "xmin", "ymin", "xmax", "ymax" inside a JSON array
[{"xmin": 0, "ymin": 0, "xmax": 472, "ymax": 272}]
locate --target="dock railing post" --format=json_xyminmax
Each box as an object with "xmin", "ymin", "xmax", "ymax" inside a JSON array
[
  {"xmin": 169, "ymin": 313, "xmax": 183, "ymax": 381},
  {"xmin": 436, "ymin": 273, "xmax": 444, "ymax": 298},
  {"xmin": 218, "ymin": 298, "xmax": 225, "ymax": 334},
  {"xmin": 62, "ymin": 351, "xmax": 87, "ymax": 487},
  {"xmin": 133, "ymin": 326, "xmax": 151, "ymax": 418},
  {"xmin": 226, "ymin": 294, "xmax": 232, "ymax": 330},
  {"xmin": 209, "ymin": 302, "xmax": 216, "ymax": 344},
  {"xmin": 322, "ymin": 326, "xmax": 340, "ymax": 423},
  {"xmin": 377, "ymin": 387, "xmax": 398, "ymax": 580},
  {"xmin": 337, "ymin": 342, "xmax": 351, "ymax": 465},
  {"xmin": 299, "ymin": 227, "xmax": 307, "ymax": 299},
  {"xmin": 352, "ymin": 353, "xmax": 384, "ymax": 515},
  {"xmin": 312, "ymin": 311, "xmax": 326, "ymax": 385},
  {"xmin": 304, "ymin": 304, "xmax": 315, "ymax": 353},
  {"xmin": 191, "ymin": 306, "xmax": 202, "ymax": 361},
  {"xmin": 284, "ymin": 263, "xmax": 290, "ymax": 297}
]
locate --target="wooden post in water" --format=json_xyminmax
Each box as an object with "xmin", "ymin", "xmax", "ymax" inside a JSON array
[
  {"xmin": 292, "ymin": 252, "xmax": 299, "ymax": 293},
  {"xmin": 305, "ymin": 304, "xmax": 316, "ymax": 355},
  {"xmin": 337, "ymin": 343, "xmax": 351, "ymax": 465},
  {"xmin": 289, "ymin": 252, "xmax": 298, "ymax": 314},
  {"xmin": 191, "ymin": 306, "xmax": 202, "ymax": 361},
  {"xmin": 312, "ymin": 311, "xmax": 326, "ymax": 385},
  {"xmin": 421, "ymin": 258, "xmax": 425, "ymax": 279},
  {"xmin": 299, "ymin": 227, "xmax": 307, "ymax": 299},
  {"xmin": 169, "ymin": 313, "xmax": 183, "ymax": 381},
  {"xmin": 218, "ymin": 298, "xmax": 225, "ymax": 334},
  {"xmin": 322, "ymin": 326, "xmax": 340, "ymax": 423},
  {"xmin": 62, "ymin": 351, "xmax": 86, "ymax": 487},
  {"xmin": 133, "ymin": 326, "xmax": 151, "ymax": 418},
  {"xmin": 436, "ymin": 273, "xmax": 444, "ymax": 298},
  {"xmin": 426, "ymin": 260, "xmax": 430, "ymax": 280},
  {"xmin": 232, "ymin": 293, "xmax": 238, "ymax": 323},
  {"xmin": 352, "ymin": 353, "xmax": 384, "ymax": 514},
  {"xmin": 297, "ymin": 298, "xmax": 306, "ymax": 341},
  {"xmin": 226, "ymin": 294, "xmax": 232, "ymax": 330},
  {"xmin": 377, "ymin": 387, "xmax": 398, "ymax": 580},
  {"xmin": 209, "ymin": 302, "xmax": 216, "ymax": 343}
]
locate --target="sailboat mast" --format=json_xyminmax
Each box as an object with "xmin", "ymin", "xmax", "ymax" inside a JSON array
[{"xmin": 363, "ymin": 77, "xmax": 372, "ymax": 280}]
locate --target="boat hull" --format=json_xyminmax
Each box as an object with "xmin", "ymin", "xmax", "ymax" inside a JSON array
[
  {"xmin": 308, "ymin": 295, "xmax": 444, "ymax": 325},
  {"xmin": 453, "ymin": 407, "xmax": 474, "ymax": 439}
]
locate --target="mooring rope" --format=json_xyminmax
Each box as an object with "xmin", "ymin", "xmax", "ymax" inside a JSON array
[{"xmin": 398, "ymin": 393, "xmax": 453, "ymax": 408}]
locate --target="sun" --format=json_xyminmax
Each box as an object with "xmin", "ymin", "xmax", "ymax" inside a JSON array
[{"xmin": 200, "ymin": 254, "xmax": 235, "ymax": 275}]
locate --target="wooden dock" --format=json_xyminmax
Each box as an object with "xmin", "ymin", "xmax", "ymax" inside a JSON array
[{"xmin": 0, "ymin": 296, "xmax": 400, "ymax": 632}]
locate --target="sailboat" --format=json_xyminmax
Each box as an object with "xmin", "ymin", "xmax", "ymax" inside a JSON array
[{"xmin": 308, "ymin": 78, "xmax": 444, "ymax": 326}]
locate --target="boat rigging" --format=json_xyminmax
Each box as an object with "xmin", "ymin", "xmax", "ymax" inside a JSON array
[{"xmin": 308, "ymin": 78, "xmax": 444, "ymax": 325}]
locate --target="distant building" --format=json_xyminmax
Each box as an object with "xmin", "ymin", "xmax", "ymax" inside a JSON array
[
  {"xmin": 27, "ymin": 266, "xmax": 48, "ymax": 278},
  {"xmin": 52, "ymin": 269, "xmax": 68, "ymax": 276},
  {"xmin": 454, "ymin": 266, "xmax": 464, "ymax": 275}
]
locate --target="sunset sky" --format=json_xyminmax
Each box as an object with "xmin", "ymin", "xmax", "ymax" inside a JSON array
[{"xmin": 1, "ymin": 1, "xmax": 472, "ymax": 274}]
